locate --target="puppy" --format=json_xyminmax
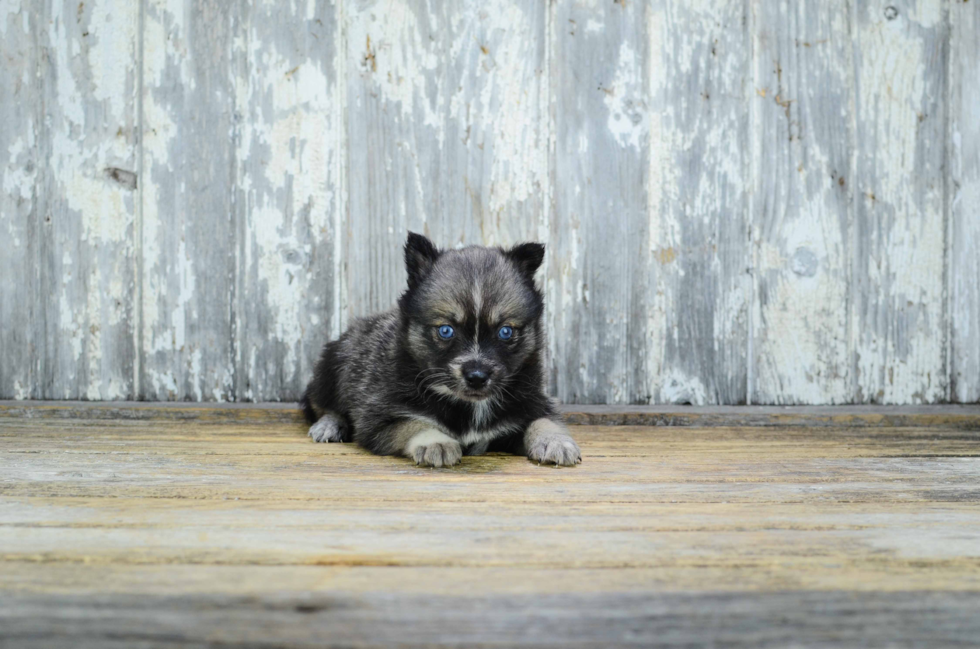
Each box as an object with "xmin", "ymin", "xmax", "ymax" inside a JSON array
[{"xmin": 301, "ymin": 232, "xmax": 581, "ymax": 468}]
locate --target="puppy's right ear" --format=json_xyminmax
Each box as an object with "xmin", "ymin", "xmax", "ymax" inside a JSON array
[
  {"xmin": 404, "ymin": 232, "xmax": 440, "ymax": 290},
  {"xmin": 506, "ymin": 242, "xmax": 546, "ymax": 280}
]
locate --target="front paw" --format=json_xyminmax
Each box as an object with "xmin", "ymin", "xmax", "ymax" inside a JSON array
[
  {"xmin": 308, "ymin": 413, "xmax": 349, "ymax": 443},
  {"xmin": 528, "ymin": 434, "xmax": 581, "ymax": 466},
  {"xmin": 405, "ymin": 429, "xmax": 463, "ymax": 468},
  {"xmin": 525, "ymin": 418, "xmax": 581, "ymax": 467},
  {"xmin": 412, "ymin": 439, "xmax": 462, "ymax": 468},
  {"xmin": 525, "ymin": 419, "xmax": 582, "ymax": 467}
]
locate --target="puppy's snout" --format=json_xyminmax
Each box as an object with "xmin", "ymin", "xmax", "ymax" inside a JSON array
[{"xmin": 462, "ymin": 362, "xmax": 493, "ymax": 388}]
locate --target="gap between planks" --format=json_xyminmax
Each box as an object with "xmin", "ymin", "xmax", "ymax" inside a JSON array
[{"xmin": 1, "ymin": 402, "xmax": 979, "ymax": 429}]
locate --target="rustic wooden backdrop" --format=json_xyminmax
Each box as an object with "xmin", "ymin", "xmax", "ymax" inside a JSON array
[{"xmin": 1, "ymin": 0, "xmax": 977, "ymax": 405}]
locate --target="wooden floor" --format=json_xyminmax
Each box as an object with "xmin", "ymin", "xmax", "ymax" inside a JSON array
[{"xmin": 1, "ymin": 405, "xmax": 979, "ymax": 648}]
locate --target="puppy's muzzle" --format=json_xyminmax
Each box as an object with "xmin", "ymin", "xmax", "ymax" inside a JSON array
[{"xmin": 462, "ymin": 361, "xmax": 493, "ymax": 389}]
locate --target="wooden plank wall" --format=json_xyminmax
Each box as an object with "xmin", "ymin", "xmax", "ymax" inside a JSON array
[
  {"xmin": 0, "ymin": 0, "xmax": 976, "ymax": 405},
  {"xmin": 950, "ymin": 0, "xmax": 980, "ymax": 403},
  {"xmin": 0, "ymin": 2, "xmax": 39, "ymax": 400}
]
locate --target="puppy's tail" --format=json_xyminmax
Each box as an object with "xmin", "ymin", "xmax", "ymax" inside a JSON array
[{"xmin": 300, "ymin": 390, "xmax": 317, "ymax": 424}]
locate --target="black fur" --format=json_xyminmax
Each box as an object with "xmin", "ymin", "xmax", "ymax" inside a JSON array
[{"xmin": 302, "ymin": 233, "xmax": 559, "ymax": 458}]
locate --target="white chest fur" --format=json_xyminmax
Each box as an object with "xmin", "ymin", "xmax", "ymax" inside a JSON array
[{"xmin": 458, "ymin": 421, "xmax": 520, "ymax": 447}]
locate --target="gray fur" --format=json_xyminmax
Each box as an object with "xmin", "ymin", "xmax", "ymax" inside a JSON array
[
  {"xmin": 405, "ymin": 428, "xmax": 463, "ymax": 468},
  {"xmin": 308, "ymin": 411, "xmax": 348, "ymax": 443},
  {"xmin": 302, "ymin": 234, "xmax": 579, "ymax": 468},
  {"xmin": 523, "ymin": 418, "xmax": 582, "ymax": 467}
]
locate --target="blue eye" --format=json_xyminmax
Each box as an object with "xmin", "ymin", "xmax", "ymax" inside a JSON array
[
  {"xmin": 437, "ymin": 325, "xmax": 455, "ymax": 339},
  {"xmin": 498, "ymin": 326, "xmax": 514, "ymax": 340}
]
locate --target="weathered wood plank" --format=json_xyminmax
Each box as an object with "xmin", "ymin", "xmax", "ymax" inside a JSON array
[
  {"xmin": 851, "ymin": 0, "xmax": 947, "ymax": 404},
  {"xmin": 2, "ymin": 421, "xmax": 980, "ymax": 557},
  {"xmin": 5, "ymin": 562, "xmax": 974, "ymax": 601},
  {"xmin": 645, "ymin": 1, "xmax": 750, "ymax": 405},
  {"xmin": 5, "ymin": 401, "xmax": 980, "ymax": 429},
  {"xmin": 7, "ymin": 493, "xmax": 976, "ymax": 568},
  {"xmin": 2, "ymin": 3, "xmax": 979, "ymax": 407},
  {"xmin": 562, "ymin": 404, "xmax": 980, "ymax": 428},
  {"xmin": 2, "ymin": 415, "xmax": 980, "ymax": 646},
  {"xmin": 3, "ymin": 591, "xmax": 977, "ymax": 649},
  {"xmin": 2, "ymin": 422, "xmax": 979, "ymax": 504},
  {"xmin": 0, "ymin": 3, "xmax": 39, "ymax": 400},
  {"xmin": 236, "ymin": 1, "xmax": 342, "ymax": 402},
  {"xmin": 751, "ymin": 0, "xmax": 853, "ymax": 404},
  {"xmin": 950, "ymin": 0, "xmax": 980, "ymax": 403},
  {"xmin": 344, "ymin": 0, "xmax": 548, "ymax": 318},
  {"xmin": 550, "ymin": 0, "xmax": 650, "ymax": 404},
  {"xmin": 140, "ymin": 0, "xmax": 242, "ymax": 400},
  {"xmin": 35, "ymin": 0, "xmax": 139, "ymax": 399}
]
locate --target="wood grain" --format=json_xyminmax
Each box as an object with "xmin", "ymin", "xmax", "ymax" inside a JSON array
[
  {"xmin": 3, "ymin": 591, "xmax": 978, "ymax": 648},
  {"xmin": 550, "ymin": 0, "xmax": 650, "ymax": 404},
  {"xmin": 1, "ymin": 412, "xmax": 979, "ymax": 646},
  {"xmin": 344, "ymin": 0, "xmax": 548, "ymax": 318},
  {"xmin": 0, "ymin": 3, "xmax": 39, "ymax": 400},
  {"xmin": 1, "ymin": 1, "xmax": 978, "ymax": 406},
  {"xmin": 37, "ymin": 0, "xmax": 140, "ymax": 399},
  {"xmin": 4, "ymin": 401, "xmax": 980, "ymax": 428},
  {"xmin": 752, "ymin": 0, "xmax": 853, "ymax": 404},
  {"xmin": 140, "ymin": 0, "xmax": 241, "ymax": 401},
  {"xmin": 851, "ymin": 0, "xmax": 947, "ymax": 404},
  {"xmin": 950, "ymin": 0, "xmax": 980, "ymax": 403},
  {"xmin": 236, "ymin": 0, "xmax": 343, "ymax": 402},
  {"xmin": 647, "ymin": 0, "xmax": 751, "ymax": 405}
]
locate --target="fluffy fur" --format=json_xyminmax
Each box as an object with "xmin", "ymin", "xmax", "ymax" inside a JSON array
[{"xmin": 301, "ymin": 233, "xmax": 581, "ymax": 468}]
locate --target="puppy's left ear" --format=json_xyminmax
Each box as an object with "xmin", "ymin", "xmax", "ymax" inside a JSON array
[
  {"xmin": 405, "ymin": 232, "xmax": 441, "ymax": 290},
  {"xmin": 506, "ymin": 242, "xmax": 545, "ymax": 280}
]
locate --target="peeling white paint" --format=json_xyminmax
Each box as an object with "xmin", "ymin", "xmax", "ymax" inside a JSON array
[
  {"xmin": 950, "ymin": 0, "xmax": 980, "ymax": 402},
  {"xmin": 235, "ymin": 3, "xmax": 342, "ymax": 400},
  {"xmin": 139, "ymin": 3, "xmax": 182, "ymax": 390},
  {"xmin": 33, "ymin": 0, "xmax": 139, "ymax": 400},
  {"xmin": 660, "ymin": 370, "xmax": 708, "ymax": 405},
  {"xmin": 83, "ymin": 264, "xmax": 104, "ymax": 399},
  {"xmin": 49, "ymin": 5, "xmax": 133, "ymax": 245},
  {"xmin": 58, "ymin": 277, "xmax": 83, "ymax": 365},
  {"xmin": 3, "ymin": 136, "xmax": 33, "ymax": 201},
  {"xmin": 852, "ymin": 0, "xmax": 946, "ymax": 403},
  {"xmin": 645, "ymin": 5, "xmax": 670, "ymax": 399},
  {"xmin": 1, "ymin": 0, "xmax": 974, "ymax": 405},
  {"xmin": 756, "ymin": 175, "xmax": 850, "ymax": 404},
  {"xmin": 908, "ymin": 0, "xmax": 942, "ymax": 29},
  {"xmin": 86, "ymin": 1, "xmax": 138, "ymax": 124},
  {"xmin": 857, "ymin": 6, "xmax": 931, "ymax": 213},
  {"xmin": 143, "ymin": 0, "xmax": 192, "ymax": 90},
  {"xmin": 347, "ymin": 0, "xmax": 443, "ymax": 139},
  {"xmin": 450, "ymin": 0, "xmax": 547, "ymax": 216},
  {"xmin": 644, "ymin": 0, "xmax": 751, "ymax": 404},
  {"xmin": 1, "ymin": 4, "xmax": 24, "ymax": 36},
  {"xmin": 604, "ymin": 40, "xmax": 647, "ymax": 150}
]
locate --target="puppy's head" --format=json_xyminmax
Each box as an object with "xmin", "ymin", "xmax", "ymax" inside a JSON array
[{"xmin": 399, "ymin": 232, "xmax": 545, "ymax": 403}]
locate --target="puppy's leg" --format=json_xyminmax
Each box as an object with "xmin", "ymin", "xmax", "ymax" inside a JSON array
[
  {"xmin": 521, "ymin": 418, "xmax": 581, "ymax": 467},
  {"xmin": 389, "ymin": 419, "xmax": 462, "ymax": 468},
  {"xmin": 308, "ymin": 410, "xmax": 351, "ymax": 443},
  {"xmin": 303, "ymin": 339, "xmax": 349, "ymax": 442}
]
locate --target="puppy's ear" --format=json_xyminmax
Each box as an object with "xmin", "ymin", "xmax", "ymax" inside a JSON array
[
  {"xmin": 506, "ymin": 242, "xmax": 546, "ymax": 280},
  {"xmin": 404, "ymin": 232, "xmax": 440, "ymax": 290}
]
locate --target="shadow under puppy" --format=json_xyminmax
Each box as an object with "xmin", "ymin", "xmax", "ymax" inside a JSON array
[{"xmin": 301, "ymin": 233, "xmax": 581, "ymax": 468}]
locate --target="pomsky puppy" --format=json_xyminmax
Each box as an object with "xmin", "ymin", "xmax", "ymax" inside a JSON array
[{"xmin": 301, "ymin": 232, "xmax": 581, "ymax": 468}]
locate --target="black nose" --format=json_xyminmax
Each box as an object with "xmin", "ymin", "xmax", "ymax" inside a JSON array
[{"xmin": 463, "ymin": 363, "xmax": 491, "ymax": 388}]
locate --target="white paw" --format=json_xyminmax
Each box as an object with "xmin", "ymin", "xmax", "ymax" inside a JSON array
[
  {"xmin": 527, "ymin": 433, "xmax": 581, "ymax": 467},
  {"xmin": 412, "ymin": 441, "xmax": 462, "ymax": 468},
  {"xmin": 308, "ymin": 413, "xmax": 348, "ymax": 443},
  {"xmin": 406, "ymin": 429, "xmax": 462, "ymax": 468}
]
